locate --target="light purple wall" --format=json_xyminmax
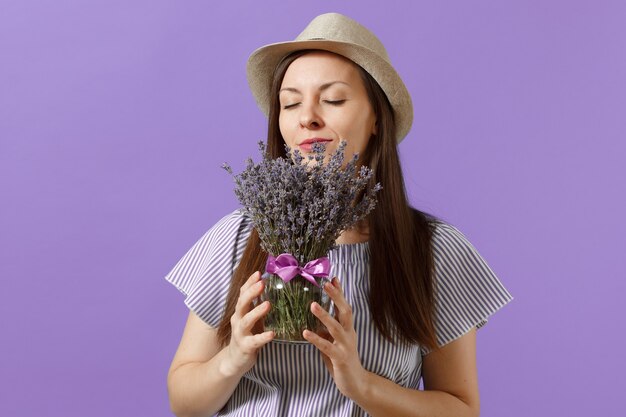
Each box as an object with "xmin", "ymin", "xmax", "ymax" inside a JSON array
[{"xmin": 1, "ymin": 1, "xmax": 624, "ymax": 416}]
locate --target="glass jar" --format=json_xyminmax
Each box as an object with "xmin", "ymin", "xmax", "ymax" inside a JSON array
[{"xmin": 258, "ymin": 272, "xmax": 333, "ymax": 342}]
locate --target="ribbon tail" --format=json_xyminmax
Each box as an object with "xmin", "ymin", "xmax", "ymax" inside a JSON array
[{"xmin": 299, "ymin": 271, "xmax": 321, "ymax": 287}]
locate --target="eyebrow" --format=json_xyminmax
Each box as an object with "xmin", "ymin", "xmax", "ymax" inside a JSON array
[{"xmin": 279, "ymin": 81, "xmax": 350, "ymax": 94}]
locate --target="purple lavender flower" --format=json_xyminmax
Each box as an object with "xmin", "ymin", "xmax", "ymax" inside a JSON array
[{"xmin": 223, "ymin": 140, "xmax": 381, "ymax": 264}]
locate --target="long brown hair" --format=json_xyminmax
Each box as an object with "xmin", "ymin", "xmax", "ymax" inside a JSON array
[{"xmin": 218, "ymin": 50, "xmax": 443, "ymax": 351}]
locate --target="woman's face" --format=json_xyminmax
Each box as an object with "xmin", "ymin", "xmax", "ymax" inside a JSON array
[{"xmin": 278, "ymin": 51, "xmax": 377, "ymax": 163}]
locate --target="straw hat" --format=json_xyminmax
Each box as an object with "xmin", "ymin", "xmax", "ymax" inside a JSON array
[{"xmin": 246, "ymin": 12, "xmax": 414, "ymax": 143}]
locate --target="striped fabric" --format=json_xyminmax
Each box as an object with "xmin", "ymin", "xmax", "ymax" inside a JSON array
[{"xmin": 165, "ymin": 209, "xmax": 513, "ymax": 416}]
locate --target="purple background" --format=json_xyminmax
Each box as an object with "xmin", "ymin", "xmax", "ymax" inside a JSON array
[{"xmin": 1, "ymin": 1, "xmax": 624, "ymax": 416}]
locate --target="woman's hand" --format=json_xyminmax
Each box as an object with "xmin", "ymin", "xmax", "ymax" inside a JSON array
[
  {"xmin": 224, "ymin": 271, "xmax": 274, "ymax": 376},
  {"xmin": 303, "ymin": 277, "xmax": 368, "ymax": 399}
]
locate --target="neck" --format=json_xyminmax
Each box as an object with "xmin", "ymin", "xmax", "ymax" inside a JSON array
[{"xmin": 335, "ymin": 221, "xmax": 370, "ymax": 245}]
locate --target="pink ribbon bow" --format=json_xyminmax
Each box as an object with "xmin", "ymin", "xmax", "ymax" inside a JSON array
[{"xmin": 265, "ymin": 253, "xmax": 330, "ymax": 287}]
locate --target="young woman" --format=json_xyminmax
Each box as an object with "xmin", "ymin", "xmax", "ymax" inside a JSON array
[{"xmin": 164, "ymin": 13, "xmax": 513, "ymax": 417}]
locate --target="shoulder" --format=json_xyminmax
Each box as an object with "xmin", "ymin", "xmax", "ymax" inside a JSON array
[
  {"xmin": 165, "ymin": 209, "xmax": 252, "ymax": 283},
  {"xmin": 428, "ymin": 220, "xmax": 502, "ymax": 293},
  {"xmin": 210, "ymin": 208, "xmax": 251, "ymax": 235},
  {"xmin": 195, "ymin": 209, "xmax": 252, "ymax": 273},
  {"xmin": 429, "ymin": 221, "xmax": 482, "ymax": 261},
  {"xmin": 421, "ymin": 220, "xmax": 513, "ymax": 353},
  {"xmin": 164, "ymin": 209, "xmax": 253, "ymax": 327},
  {"xmin": 195, "ymin": 208, "xmax": 252, "ymax": 251},
  {"xmin": 428, "ymin": 220, "xmax": 508, "ymax": 305},
  {"xmin": 430, "ymin": 220, "xmax": 466, "ymax": 241}
]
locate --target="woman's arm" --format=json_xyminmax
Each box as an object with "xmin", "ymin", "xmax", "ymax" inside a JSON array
[
  {"xmin": 303, "ymin": 278, "xmax": 480, "ymax": 417},
  {"xmin": 167, "ymin": 272, "xmax": 274, "ymax": 417},
  {"xmin": 352, "ymin": 329, "xmax": 479, "ymax": 417}
]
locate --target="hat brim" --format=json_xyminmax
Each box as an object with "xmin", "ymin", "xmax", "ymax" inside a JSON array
[{"xmin": 246, "ymin": 39, "xmax": 413, "ymax": 143}]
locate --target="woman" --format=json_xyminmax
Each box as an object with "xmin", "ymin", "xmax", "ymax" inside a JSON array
[{"xmin": 165, "ymin": 13, "xmax": 513, "ymax": 417}]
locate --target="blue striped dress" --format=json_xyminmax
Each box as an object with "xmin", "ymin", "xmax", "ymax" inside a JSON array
[{"xmin": 165, "ymin": 209, "xmax": 513, "ymax": 416}]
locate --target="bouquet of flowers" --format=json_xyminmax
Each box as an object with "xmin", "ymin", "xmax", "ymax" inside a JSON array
[{"xmin": 223, "ymin": 140, "xmax": 381, "ymax": 341}]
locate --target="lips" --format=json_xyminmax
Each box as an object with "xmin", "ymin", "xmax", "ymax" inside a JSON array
[{"xmin": 298, "ymin": 138, "xmax": 332, "ymax": 152}]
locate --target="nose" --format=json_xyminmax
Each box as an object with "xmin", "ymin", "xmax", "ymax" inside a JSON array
[{"xmin": 299, "ymin": 102, "xmax": 324, "ymax": 129}]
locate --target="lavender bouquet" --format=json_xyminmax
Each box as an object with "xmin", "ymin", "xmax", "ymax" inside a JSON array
[{"xmin": 223, "ymin": 140, "xmax": 381, "ymax": 341}]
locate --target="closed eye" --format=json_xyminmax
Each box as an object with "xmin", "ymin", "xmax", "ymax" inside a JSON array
[
  {"xmin": 324, "ymin": 100, "xmax": 346, "ymax": 105},
  {"xmin": 283, "ymin": 103, "xmax": 300, "ymax": 109}
]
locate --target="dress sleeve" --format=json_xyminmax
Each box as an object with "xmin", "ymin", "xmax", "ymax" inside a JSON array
[
  {"xmin": 421, "ymin": 222, "xmax": 514, "ymax": 355},
  {"xmin": 164, "ymin": 209, "xmax": 252, "ymax": 328}
]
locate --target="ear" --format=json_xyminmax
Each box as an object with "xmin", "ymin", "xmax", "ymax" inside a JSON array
[{"xmin": 371, "ymin": 119, "xmax": 378, "ymax": 136}]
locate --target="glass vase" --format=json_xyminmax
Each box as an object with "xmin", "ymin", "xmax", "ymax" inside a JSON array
[{"xmin": 258, "ymin": 272, "xmax": 333, "ymax": 342}]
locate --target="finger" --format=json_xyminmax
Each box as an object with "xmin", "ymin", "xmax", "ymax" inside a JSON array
[
  {"xmin": 235, "ymin": 278, "xmax": 265, "ymax": 317},
  {"xmin": 324, "ymin": 280, "xmax": 353, "ymax": 330},
  {"xmin": 310, "ymin": 301, "xmax": 344, "ymax": 342},
  {"xmin": 234, "ymin": 328, "xmax": 275, "ymax": 354},
  {"xmin": 240, "ymin": 271, "xmax": 261, "ymax": 294},
  {"xmin": 240, "ymin": 300, "xmax": 271, "ymax": 333},
  {"xmin": 246, "ymin": 330, "xmax": 275, "ymax": 349},
  {"xmin": 303, "ymin": 329, "xmax": 336, "ymax": 357}
]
